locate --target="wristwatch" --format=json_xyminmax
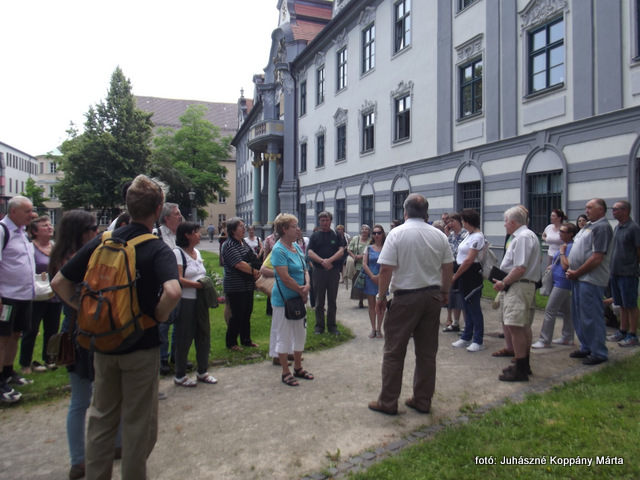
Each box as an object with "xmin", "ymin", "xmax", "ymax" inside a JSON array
[{"xmin": 375, "ymin": 294, "xmax": 387, "ymax": 301}]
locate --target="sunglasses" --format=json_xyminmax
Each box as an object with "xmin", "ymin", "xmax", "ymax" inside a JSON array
[{"xmin": 372, "ymin": 231, "xmax": 383, "ymax": 235}]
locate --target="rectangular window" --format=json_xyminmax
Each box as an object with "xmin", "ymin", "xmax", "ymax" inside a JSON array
[
  {"xmin": 527, "ymin": 171, "xmax": 562, "ymax": 234},
  {"xmin": 459, "ymin": 0, "xmax": 478, "ymax": 10},
  {"xmin": 300, "ymin": 143, "xmax": 307, "ymax": 173},
  {"xmin": 362, "ymin": 24, "xmax": 375, "ymax": 73},
  {"xmin": 459, "ymin": 181, "xmax": 481, "ymax": 211},
  {"xmin": 299, "ymin": 203, "xmax": 307, "ymax": 232},
  {"xmin": 317, "ymin": 135, "xmax": 325, "ymax": 168},
  {"xmin": 337, "ymin": 48, "xmax": 348, "ymax": 91},
  {"xmin": 394, "ymin": 94, "xmax": 411, "ymax": 141},
  {"xmin": 393, "ymin": 191, "xmax": 408, "ymax": 222},
  {"xmin": 300, "ymin": 81, "xmax": 307, "ymax": 116},
  {"xmin": 315, "ymin": 201, "xmax": 324, "ymax": 225},
  {"xmin": 361, "ymin": 195, "xmax": 374, "ymax": 227},
  {"xmin": 394, "ymin": 0, "xmax": 411, "ymax": 54},
  {"xmin": 218, "ymin": 195, "xmax": 226, "ymax": 204},
  {"xmin": 529, "ymin": 17, "xmax": 564, "ymax": 93},
  {"xmin": 362, "ymin": 112, "xmax": 375, "ymax": 152},
  {"xmin": 336, "ymin": 199, "xmax": 346, "ymax": 228},
  {"xmin": 336, "ymin": 125, "xmax": 347, "ymax": 161},
  {"xmin": 317, "ymin": 66, "xmax": 325, "ymax": 105},
  {"xmin": 460, "ymin": 58, "xmax": 483, "ymax": 118}
]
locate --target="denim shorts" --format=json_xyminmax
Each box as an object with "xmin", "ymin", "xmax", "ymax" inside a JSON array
[{"xmin": 610, "ymin": 275, "xmax": 639, "ymax": 308}]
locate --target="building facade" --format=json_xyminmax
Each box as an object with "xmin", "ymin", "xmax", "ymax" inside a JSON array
[
  {"xmin": 237, "ymin": 0, "xmax": 640, "ymax": 251},
  {"xmin": 0, "ymin": 141, "xmax": 39, "ymax": 218}
]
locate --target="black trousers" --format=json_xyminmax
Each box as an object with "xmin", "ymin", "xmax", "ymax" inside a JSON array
[{"xmin": 225, "ymin": 290, "xmax": 255, "ymax": 348}]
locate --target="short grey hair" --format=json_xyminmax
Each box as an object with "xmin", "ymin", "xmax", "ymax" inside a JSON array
[
  {"xmin": 404, "ymin": 193, "xmax": 429, "ymax": 219},
  {"xmin": 159, "ymin": 203, "xmax": 179, "ymax": 225},
  {"xmin": 504, "ymin": 206, "xmax": 528, "ymax": 225},
  {"xmin": 8, "ymin": 195, "xmax": 31, "ymax": 211}
]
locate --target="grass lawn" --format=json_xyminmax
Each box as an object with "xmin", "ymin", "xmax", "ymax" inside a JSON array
[
  {"xmin": 351, "ymin": 350, "xmax": 640, "ymax": 480},
  {"xmin": 11, "ymin": 251, "xmax": 353, "ymax": 406}
]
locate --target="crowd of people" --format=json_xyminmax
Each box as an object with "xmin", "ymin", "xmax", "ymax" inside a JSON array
[{"xmin": 1, "ymin": 185, "xmax": 637, "ymax": 476}]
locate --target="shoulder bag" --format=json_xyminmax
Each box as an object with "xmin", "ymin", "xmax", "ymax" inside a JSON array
[{"xmin": 274, "ymin": 250, "xmax": 306, "ymax": 320}]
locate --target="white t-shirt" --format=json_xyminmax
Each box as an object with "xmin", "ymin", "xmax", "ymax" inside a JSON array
[
  {"xmin": 174, "ymin": 247, "xmax": 206, "ymax": 299},
  {"xmin": 377, "ymin": 218, "xmax": 454, "ymax": 292},
  {"xmin": 456, "ymin": 231, "xmax": 484, "ymax": 265},
  {"xmin": 543, "ymin": 224, "xmax": 562, "ymax": 257}
]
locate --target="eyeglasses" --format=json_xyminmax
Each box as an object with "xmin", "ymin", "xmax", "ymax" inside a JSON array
[{"xmin": 372, "ymin": 231, "xmax": 383, "ymax": 235}]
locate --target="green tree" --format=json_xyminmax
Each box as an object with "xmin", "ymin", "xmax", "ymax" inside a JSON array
[
  {"xmin": 150, "ymin": 104, "xmax": 230, "ymax": 219},
  {"xmin": 55, "ymin": 67, "xmax": 154, "ymax": 219},
  {"xmin": 22, "ymin": 177, "xmax": 49, "ymax": 213}
]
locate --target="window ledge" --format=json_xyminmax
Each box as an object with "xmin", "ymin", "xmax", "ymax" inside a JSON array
[
  {"xmin": 392, "ymin": 137, "xmax": 411, "ymax": 147},
  {"xmin": 523, "ymin": 83, "xmax": 565, "ymax": 102},
  {"xmin": 456, "ymin": 111, "xmax": 483, "ymax": 125},
  {"xmin": 335, "ymin": 158, "xmax": 347, "ymax": 165},
  {"xmin": 360, "ymin": 149, "xmax": 375, "ymax": 157},
  {"xmin": 392, "ymin": 44, "xmax": 412, "ymax": 60}
]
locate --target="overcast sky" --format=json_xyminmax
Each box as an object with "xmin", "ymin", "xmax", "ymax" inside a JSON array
[{"xmin": 1, "ymin": 0, "xmax": 279, "ymax": 156}]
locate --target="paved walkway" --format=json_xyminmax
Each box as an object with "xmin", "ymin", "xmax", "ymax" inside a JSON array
[{"xmin": 0, "ymin": 248, "xmax": 636, "ymax": 479}]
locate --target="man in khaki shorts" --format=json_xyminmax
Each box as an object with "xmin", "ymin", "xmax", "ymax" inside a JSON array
[{"xmin": 492, "ymin": 206, "xmax": 541, "ymax": 381}]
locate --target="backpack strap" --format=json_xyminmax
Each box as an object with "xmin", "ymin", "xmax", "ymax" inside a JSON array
[{"xmin": 175, "ymin": 247, "xmax": 188, "ymax": 276}]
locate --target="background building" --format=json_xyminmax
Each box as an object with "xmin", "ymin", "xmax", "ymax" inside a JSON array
[
  {"xmin": 236, "ymin": 0, "xmax": 640, "ymax": 255},
  {"xmin": 136, "ymin": 95, "xmax": 237, "ymax": 228},
  {"xmin": 0, "ymin": 141, "xmax": 39, "ymax": 218}
]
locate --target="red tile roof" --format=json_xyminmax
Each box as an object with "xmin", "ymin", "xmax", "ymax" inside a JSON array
[
  {"xmin": 295, "ymin": 4, "xmax": 333, "ymax": 21},
  {"xmin": 291, "ymin": 19, "xmax": 329, "ymax": 42},
  {"xmin": 135, "ymin": 96, "xmax": 237, "ymax": 137}
]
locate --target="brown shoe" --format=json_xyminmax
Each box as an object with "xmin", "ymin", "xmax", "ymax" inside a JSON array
[
  {"xmin": 405, "ymin": 398, "xmax": 430, "ymax": 414},
  {"xmin": 367, "ymin": 400, "xmax": 398, "ymax": 415}
]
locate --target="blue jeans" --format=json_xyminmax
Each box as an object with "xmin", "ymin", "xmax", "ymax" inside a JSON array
[
  {"xmin": 67, "ymin": 372, "xmax": 93, "ymax": 466},
  {"xmin": 571, "ymin": 280, "xmax": 608, "ymax": 359},
  {"xmin": 461, "ymin": 288, "xmax": 484, "ymax": 345}
]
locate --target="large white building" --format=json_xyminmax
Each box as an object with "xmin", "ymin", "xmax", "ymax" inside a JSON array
[{"xmin": 236, "ymin": 0, "xmax": 640, "ymax": 248}]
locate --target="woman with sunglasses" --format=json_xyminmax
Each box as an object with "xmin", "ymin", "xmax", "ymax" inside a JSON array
[{"xmin": 362, "ymin": 225, "xmax": 386, "ymax": 338}]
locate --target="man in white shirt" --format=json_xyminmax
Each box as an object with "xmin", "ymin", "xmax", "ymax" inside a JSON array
[
  {"xmin": 368, "ymin": 194, "xmax": 453, "ymax": 415},
  {"xmin": 0, "ymin": 196, "xmax": 36, "ymax": 403},
  {"xmin": 493, "ymin": 206, "xmax": 541, "ymax": 382}
]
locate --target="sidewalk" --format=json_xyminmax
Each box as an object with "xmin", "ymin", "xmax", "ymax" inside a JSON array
[{"xmin": 0, "ymin": 283, "xmax": 636, "ymax": 479}]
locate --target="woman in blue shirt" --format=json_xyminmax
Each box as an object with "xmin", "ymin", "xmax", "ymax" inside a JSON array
[
  {"xmin": 532, "ymin": 223, "xmax": 577, "ymax": 348},
  {"xmin": 271, "ymin": 214, "xmax": 313, "ymax": 387}
]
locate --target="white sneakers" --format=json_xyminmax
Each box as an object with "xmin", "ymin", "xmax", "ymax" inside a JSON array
[
  {"xmin": 466, "ymin": 342, "xmax": 485, "ymax": 352},
  {"xmin": 452, "ymin": 339, "xmax": 471, "ymax": 348},
  {"xmin": 531, "ymin": 340, "xmax": 550, "ymax": 349}
]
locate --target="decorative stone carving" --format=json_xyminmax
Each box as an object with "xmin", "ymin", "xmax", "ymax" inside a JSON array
[
  {"xmin": 314, "ymin": 52, "xmax": 325, "ymax": 68},
  {"xmin": 391, "ymin": 80, "xmax": 414, "ymax": 98},
  {"xmin": 359, "ymin": 99, "xmax": 377, "ymax": 116},
  {"xmin": 333, "ymin": 108, "xmax": 348, "ymax": 126},
  {"xmin": 299, "ymin": 135, "xmax": 308, "ymax": 144},
  {"xmin": 334, "ymin": 29, "xmax": 348, "ymax": 49},
  {"xmin": 316, "ymin": 125, "xmax": 326, "ymax": 137},
  {"xmin": 456, "ymin": 35, "xmax": 483, "ymax": 64},
  {"xmin": 359, "ymin": 6, "xmax": 376, "ymax": 27},
  {"xmin": 519, "ymin": 0, "xmax": 568, "ymax": 29}
]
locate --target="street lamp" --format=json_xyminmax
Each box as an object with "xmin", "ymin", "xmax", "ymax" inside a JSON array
[{"xmin": 188, "ymin": 189, "xmax": 197, "ymax": 223}]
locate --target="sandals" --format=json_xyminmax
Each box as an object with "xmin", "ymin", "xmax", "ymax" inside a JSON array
[
  {"xmin": 491, "ymin": 348, "xmax": 515, "ymax": 357},
  {"xmin": 196, "ymin": 372, "xmax": 218, "ymax": 384},
  {"xmin": 174, "ymin": 376, "xmax": 197, "ymax": 388},
  {"xmin": 282, "ymin": 373, "xmax": 299, "ymax": 387},
  {"xmin": 442, "ymin": 325, "xmax": 460, "ymax": 332},
  {"xmin": 376, "ymin": 331, "xmax": 383, "ymax": 338},
  {"xmin": 229, "ymin": 345, "xmax": 243, "ymax": 352},
  {"xmin": 368, "ymin": 330, "xmax": 376, "ymax": 338},
  {"xmin": 293, "ymin": 367, "xmax": 314, "ymax": 380}
]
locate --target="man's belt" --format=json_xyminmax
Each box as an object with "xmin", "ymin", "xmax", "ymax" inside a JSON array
[{"xmin": 394, "ymin": 285, "xmax": 440, "ymax": 296}]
